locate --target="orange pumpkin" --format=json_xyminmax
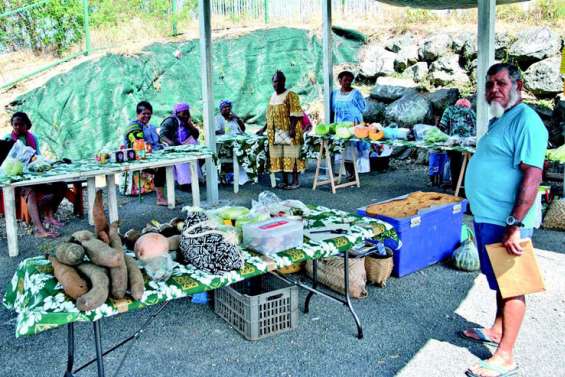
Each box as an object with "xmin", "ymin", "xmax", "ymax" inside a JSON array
[
  {"xmin": 369, "ymin": 124, "xmax": 385, "ymax": 141},
  {"xmin": 353, "ymin": 125, "xmax": 369, "ymax": 139}
]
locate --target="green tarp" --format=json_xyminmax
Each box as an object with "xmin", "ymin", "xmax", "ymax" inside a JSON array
[{"xmin": 11, "ymin": 27, "xmax": 363, "ymax": 160}]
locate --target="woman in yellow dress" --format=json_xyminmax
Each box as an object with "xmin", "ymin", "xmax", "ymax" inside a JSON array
[{"xmin": 262, "ymin": 70, "xmax": 305, "ymax": 190}]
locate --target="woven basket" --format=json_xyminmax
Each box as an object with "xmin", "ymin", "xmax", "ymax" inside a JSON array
[
  {"xmin": 277, "ymin": 263, "xmax": 304, "ymax": 275},
  {"xmin": 365, "ymin": 255, "xmax": 394, "ymax": 287},
  {"xmin": 542, "ymin": 198, "xmax": 565, "ymax": 230},
  {"xmin": 305, "ymin": 257, "xmax": 367, "ymax": 299}
]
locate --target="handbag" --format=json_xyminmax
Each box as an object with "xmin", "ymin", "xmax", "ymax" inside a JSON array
[
  {"xmin": 274, "ymin": 129, "xmax": 292, "ymax": 145},
  {"xmin": 178, "ymin": 210, "xmax": 244, "ymax": 274}
]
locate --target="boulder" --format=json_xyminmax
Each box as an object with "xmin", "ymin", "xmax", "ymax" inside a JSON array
[
  {"xmin": 552, "ymin": 94, "xmax": 565, "ymax": 146},
  {"xmin": 429, "ymin": 54, "xmax": 470, "ymax": 86},
  {"xmin": 402, "ymin": 62, "xmax": 429, "ymax": 82},
  {"xmin": 461, "ymin": 38, "xmax": 477, "ymax": 62},
  {"xmin": 385, "ymin": 33, "xmax": 414, "ymax": 53},
  {"xmin": 358, "ymin": 44, "xmax": 396, "ymax": 79},
  {"xmin": 385, "ymin": 93, "xmax": 432, "ymax": 126},
  {"xmin": 418, "ymin": 34, "xmax": 452, "ymax": 62},
  {"xmin": 398, "ymin": 45, "xmax": 419, "ymax": 65},
  {"xmin": 428, "ymin": 88, "xmax": 461, "ymax": 116},
  {"xmin": 370, "ymin": 77, "xmax": 419, "ymax": 103},
  {"xmin": 495, "ymin": 32, "xmax": 515, "ymax": 60},
  {"xmin": 394, "ymin": 55, "xmax": 408, "ymax": 73},
  {"xmin": 451, "ymin": 32, "xmax": 474, "ymax": 54},
  {"xmin": 508, "ymin": 27, "xmax": 562, "ymax": 65},
  {"xmin": 363, "ymin": 99, "xmax": 387, "ymax": 123},
  {"xmin": 523, "ymin": 57, "xmax": 564, "ymax": 96}
]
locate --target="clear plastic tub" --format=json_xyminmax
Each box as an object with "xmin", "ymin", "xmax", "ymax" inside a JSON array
[{"xmin": 242, "ymin": 218, "xmax": 303, "ymax": 255}]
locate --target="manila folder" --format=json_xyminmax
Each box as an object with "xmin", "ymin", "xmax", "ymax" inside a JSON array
[{"xmin": 485, "ymin": 239, "xmax": 545, "ymax": 299}]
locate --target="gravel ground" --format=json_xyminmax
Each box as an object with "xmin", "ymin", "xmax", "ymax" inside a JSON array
[{"xmin": 0, "ymin": 164, "xmax": 563, "ymax": 377}]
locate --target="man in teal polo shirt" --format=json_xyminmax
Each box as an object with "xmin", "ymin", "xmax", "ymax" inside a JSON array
[{"xmin": 463, "ymin": 63, "xmax": 548, "ymax": 377}]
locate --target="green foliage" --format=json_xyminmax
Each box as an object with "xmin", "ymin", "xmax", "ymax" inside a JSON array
[
  {"xmin": 404, "ymin": 8, "xmax": 438, "ymax": 24},
  {"xmin": 0, "ymin": 0, "xmax": 84, "ymax": 55}
]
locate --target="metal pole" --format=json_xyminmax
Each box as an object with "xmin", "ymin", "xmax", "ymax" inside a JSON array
[
  {"xmin": 93, "ymin": 321, "xmax": 105, "ymax": 377},
  {"xmin": 322, "ymin": 0, "xmax": 333, "ymax": 123},
  {"xmin": 476, "ymin": 0, "xmax": 496, "ymax": 139},
  {"xmin": 0, "ymin": 0, "xmax": 50, "ymax": 18},
  {"xmin": 171, "ymin": 0, "xmax": 178, "ymax": 36},
  {"xmin": 199, "ymin": 0, "xmax": 219, "ymax": 205},
  {"xmin": 263, "ymin": 0, "xmax": 269, "ymax": 24},
  {"xmin": 82, "ymin": 0, "xmax": 91, "ymax": 55}
]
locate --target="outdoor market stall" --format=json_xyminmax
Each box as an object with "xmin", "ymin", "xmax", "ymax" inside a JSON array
[
  {"xmin": 0, "ymin": 144, "xmax": 214, "ymax": 257},
  {"xmin": 3, "ymin": 205, "xmax": 398, "ymax": 377}
]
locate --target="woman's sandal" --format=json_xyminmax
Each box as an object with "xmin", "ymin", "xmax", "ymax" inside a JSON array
[
  {"xmin": 459, "ymin": 328, "xmax": 500, "ymax": 346},
  {"xmin": 465, "ymin": 360, "xmax": 519, "ymax": 377}
]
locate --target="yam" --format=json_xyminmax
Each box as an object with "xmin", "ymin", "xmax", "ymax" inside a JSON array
[
  {"xmin": 55, "ymin": 242, "xmax": 85, "ymax": 266},
  {"xmin": 134, "ymin": 233, "xmax": 169, "ymax": 260},
  {"xmin": 76, "ymin": 263, "xmax": 110, "ymax": 311},
  {"xmin": 107, "ymin": 221, "xmax": 127, "ymax": 299},
  {"xmin": 48, "ymin": 256, "xmax": 88, "ymax": 300},
  {"xmin": 93, "ymin": 190, "xmax": 110, "ymax": 244},
  {"xmin": 108, "ymin": 221, "xmax": 123, "ymax": 250},
  {"xmin": 123, "ymin": 229, "xmax": 141, "ymax": 250},
  {"xmin": 71, "ymin": 230, "xmax": 94, "ymax": 242},
  {"xmin": 81, "ymin": 238, "xmax": 122, "ymax": 267},
  {"xmin": 167, "ymin": 235, "xmax": 181, "ymax": 251},
  {"xmin": 159, "ymin": 223, "xmax": 178, "ymax": 237},
  {"xmin": 125, "ymin": 256, "xmax": 145, "ymax": 300}
]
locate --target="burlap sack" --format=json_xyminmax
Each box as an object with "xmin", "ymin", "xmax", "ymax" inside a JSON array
[
  {"xmin": 305, "ymin": 257, "xmax": 367, "ymax": 299},
  {"xmin": 542, "ymin": 198, "xmax": 565, "ymax": 230},
  {"xmin": 365, "ymin": 255, "xmax": 394, "ymax": 287}
]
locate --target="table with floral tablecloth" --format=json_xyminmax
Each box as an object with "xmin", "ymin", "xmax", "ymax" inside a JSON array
[
  {"xmin": 216, "ymin": 134, "xmax": 269, "ymax": 182},
  {"xmin": 3, "ymin": 205, "xmax": 398, "ymax": 338}
]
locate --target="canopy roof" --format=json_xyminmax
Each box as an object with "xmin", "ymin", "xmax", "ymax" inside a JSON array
[{"xmin": 377, "ymin": 0, "xmax": 528, "ymax": 9}]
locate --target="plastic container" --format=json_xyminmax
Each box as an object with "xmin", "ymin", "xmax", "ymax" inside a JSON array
[
  {"xmin": 242, "ymin": 218, "xmax": 303, "ymax": 255},
  {"xmin": 384, "ymin": 127, "xmax": 409, "ymax": 140},
  {"xmin": 358, "ymin": 196, "xmax": 468, "ymax": 277},
  {"xmin": 214, "ymin": 274, "xmax": 299, "ymax": 340}
]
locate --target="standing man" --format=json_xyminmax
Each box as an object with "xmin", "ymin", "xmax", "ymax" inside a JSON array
[{"xmin": 463, "ymin": 63, "xmax": 548, "ymax": 377}]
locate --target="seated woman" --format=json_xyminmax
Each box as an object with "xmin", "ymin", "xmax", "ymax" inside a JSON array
[
  {"xmin": 215, "ymin": 99, "xmax": 246, "ymax": 136},
  {"xmin": 214, "ymin": 99, "xmax": 249, "ymax": 185},
  {"xmin": 159, "ymin": 102, "xmax": 202, "ymax": 190},
  {"xmin": 124, "ymin": 101, "xmax": 167, "ymax": 205},
  {"xmin": 5, "ymin": 112, "xmax": 66, "ymax": 237}
]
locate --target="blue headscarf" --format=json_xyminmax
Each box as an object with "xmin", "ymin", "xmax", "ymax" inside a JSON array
[{"xmin": 218, "ymin": 99, "xmax": 232, "ymax": 110}]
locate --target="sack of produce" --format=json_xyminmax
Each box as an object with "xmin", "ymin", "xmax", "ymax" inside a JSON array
[
  {"xmin": 424, "ymin": 127, "xmax": 449, "ymax": 143},
  {"xmin": 1, "ymin": 140, "xmax": 35, "ymax": 176},
  {"xmin": 542, "ymin": 198, "xmax": 565, "ymax": 230},
  {"xmin": 305, "ymin": 257, "xmax": 367, "ymax": 299},
  {"xmin": 178, "ymin": 209, "xmax": 244, "ymax": 274},
  {"xmin": 450, "ymin": 239, "xmax": 480, "ymax": 272}
]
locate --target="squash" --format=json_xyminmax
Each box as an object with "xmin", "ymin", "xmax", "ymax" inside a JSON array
[
  {"xmin": 134, "ymin": 232, "xmax": 169, "ymax": 260},
  {"xmin": 451, "ymin": 240, "xmax": 480, "ymax": 272},
  {"xmin": 369, "ymin": 124, "xmax": 384, "ymax": 141},
  {"xmin": 314, "ymin": 123, "xmax": 330, "ymax": 136},
  {"xmin": 353, "ymin": 125, "xmax": 369, "ymax": 139}
]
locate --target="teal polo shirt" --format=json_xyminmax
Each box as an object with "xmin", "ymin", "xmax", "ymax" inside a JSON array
[{"xmin": 465, "ymin": 103, "xmax": 548, "ymax": 227}]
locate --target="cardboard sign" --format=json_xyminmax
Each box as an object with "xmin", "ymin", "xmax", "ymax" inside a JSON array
[{"xmin": 486, "ymin": 239, "xmax": 545, "ymax": 299}]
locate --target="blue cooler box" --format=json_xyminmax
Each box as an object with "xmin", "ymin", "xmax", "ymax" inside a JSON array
[{"xmin": 358, "ymin": 197, "xmax": 468, "ymax": 277}]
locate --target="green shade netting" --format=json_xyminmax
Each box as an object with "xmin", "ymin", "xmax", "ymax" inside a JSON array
[{"xmin": 11, "ymin": 27, "xmax": 363, "ymax": 160}]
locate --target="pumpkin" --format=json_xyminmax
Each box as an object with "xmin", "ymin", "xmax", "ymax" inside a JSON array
[
  {"xmin": 134, "ymin": 232, "xmax": 170, "ymax": 260},
  {"xmin": 353, "ymin": 125, "xmax": 369, "ymax": 139},
  {"xmin": 335, "ymin": 127, "xmax": 352, "ymax": 139},
  {"xmin": 315, "ymin": 123, "xmax": 330, "ymax": 136},
  {"xmin": 451, "ymin": 240, "xmax": 480, "ymax": 271},
  {"xmin": 369, "ymin": 124, "xmax": 384, "ymax": 141}
]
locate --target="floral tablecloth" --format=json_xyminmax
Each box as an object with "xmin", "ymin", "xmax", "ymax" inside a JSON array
[
  {"xmin": 3, "ymin": 206, "xmax": 398, "ymax": 338},
  {"xmin": 216, "ymin": 134, "xmax": 269, "ymax": 181},
  {"xmin": 303, "ymin": 134, "xmax": 476, "ymax": 160},
  {"xmin": 0, "ymin": 144, "xmax": 215, "ymax": 186}
]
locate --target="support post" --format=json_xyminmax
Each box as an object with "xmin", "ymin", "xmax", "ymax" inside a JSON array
[
  {"xmin": 82, "ymin": 0, "xmax": 91, "ymax": 55},
  {"xmin": 106, "ymin": 174, "xmax": 119, "ymax": 223},
  {"xmin": 165, "ymin": 166, "xmax": 175, "ymax": 209},
  {"xmin": 3, "ymin": 186, "xmax": 18, "ymax": 257},
  {"xmin": 199, "ymin": 0, "xmax": 219, "ymax": 205},
  {"xmin": 87, "ymin": 177, "xmax": 96, "ymax": 225},
  {"xmin": 322, "ymin": 0, "xmax": 333, "ymax": 123},
  {"xmin": 263, "ymin": 0, "xmax": 269, "ymax": 24},
  {"xmin": 171, "ymin": 0, "xmax": 178, "ymax": 36},
  {"xmin": 476, "ymin": 0, "xmax": 496, "ymax": 139}
]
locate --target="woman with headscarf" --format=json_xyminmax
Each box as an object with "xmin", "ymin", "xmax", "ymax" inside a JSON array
[
  {"xmin": 4, "ymin": 112, "xmax": 65, "ymax": 237},
  {"xmin": 259, "ymin": 70, "xmax": 305, "ymax": 190},
  {"xmin": 124, "ymin": 101, "xmax": 167, "ymax": 205},
  {"xmin": 438, "ymin": 98, "xmax": 476, "ymax": 191},
  {"xmin": 215, "ymin": 99, "xmax": 246, "ymax": 136},
  {"xmin": 159, "ymin": 102, "xmax": 201, "ymax": 190}
]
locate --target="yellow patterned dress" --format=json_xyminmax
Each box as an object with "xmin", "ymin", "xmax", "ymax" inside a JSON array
[{"xmin": 266, "ymin": 90, "xmax": 305, "ymax": 173}]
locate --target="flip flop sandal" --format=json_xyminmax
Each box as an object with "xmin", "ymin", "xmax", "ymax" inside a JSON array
[
  {"xmin": 459, "ymin": 328, "xmax": 500, "ymax": 346},
  {"xmin": 285, "ymin": 184, "xmax": 301, "ymax": 190},
  {"xmin": 465, "ymin": 360, "xmax": 519, "ymax": 377},
  {"xmin": 276, "ymin": 183, "xmax": 288, "ymax": 189}
]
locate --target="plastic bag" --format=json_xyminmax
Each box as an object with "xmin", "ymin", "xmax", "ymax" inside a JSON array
[
  {"xmin": 1, "ymin": 140, "xmax": 36, "ymax": 176},
  {"xmin": 142, "ymin": 254, "xmax": 174, "ymax": 281},
  {"xmin": 27, "ymin": 156, "xmax": 52, "ymax": 173},
  {"xmin": 413, "ymin": 124, "xmax": 436, "ymax": 141},
  {"xmin": 451, "ymin": 239, "xmax": 480, "ymax": 272}
]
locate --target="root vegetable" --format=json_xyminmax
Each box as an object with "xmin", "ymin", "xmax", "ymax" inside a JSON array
[
  {"xmin": 108, "ymin": 221, "xmax": 127, "ymax": 299},
  {"xmin": 159, "ymin": 223, "xmax": 177, "ymax": 237},
  {"xmin": 48, "ymin": 256, "xmax": 88, "ymax": 300},
  {"xmin": 125, "ymin": 256, "xmax": 145, "ymax": 300},
  {"xmin": 55, "ymin": 242, "xmax": 85, "ymax": 266},
  {"xmin": 93, "ymin": 190, "xmax": 110, "ymax": 244},
  {"xmin": 81, "ymin": 239, "xmax": 122, "ymax": 268},
  {"xmin": 124, "ymin": 229, "xmax": 141, "ymax": 250},
  {"xmin": 167, "ymin": 235, "xmax": 180, "ymax": 251},
  {"xmin": 134, "ymin": 233, "xmax": 169, "ymax": 260},
  {"xmin": 76, "ymin": 263, "xmax": 110, "ymax": 311},
  {"xmin": 71, "ymin": 230, "xmax": 94, "ymax": 242}
]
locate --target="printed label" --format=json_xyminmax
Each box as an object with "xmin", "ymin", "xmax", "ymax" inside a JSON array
[{"xmin": 259, "ymin": 220, "xmax": 288, "ymax": 230}]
